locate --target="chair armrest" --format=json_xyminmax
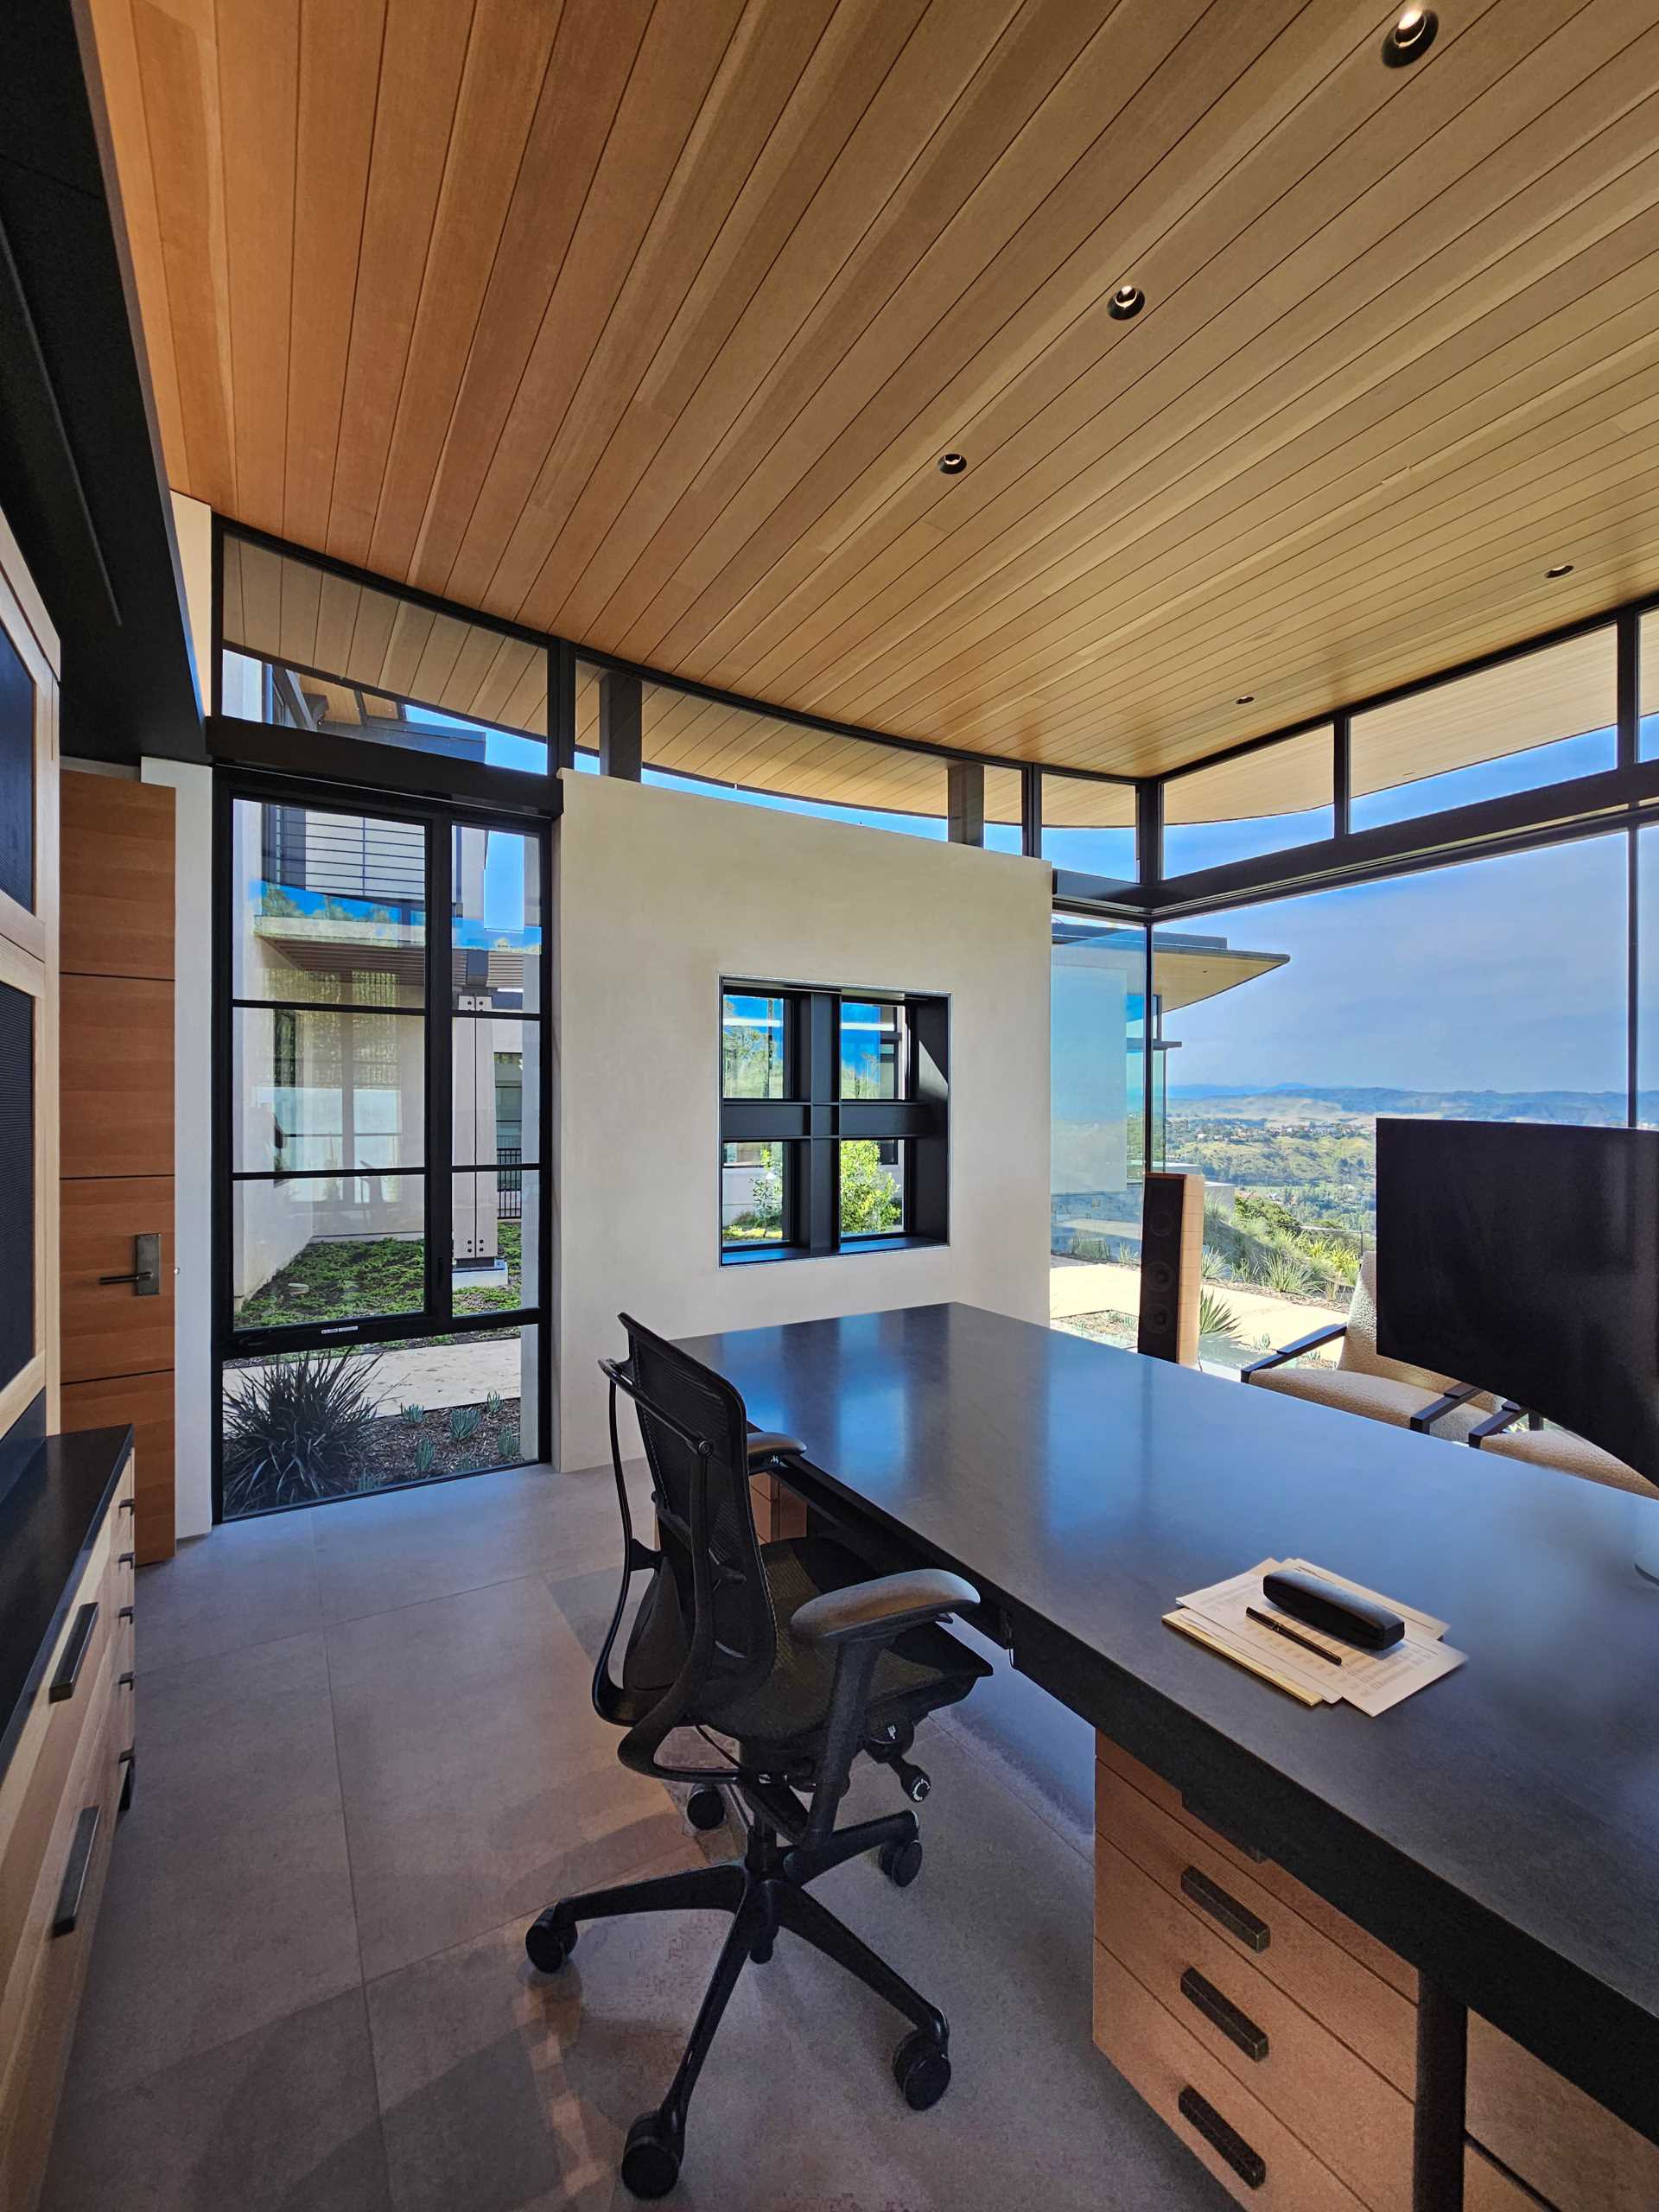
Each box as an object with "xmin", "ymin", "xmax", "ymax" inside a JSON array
[
  {"xmin": 1408, "ymin": 1382, "xmax": 1480, "ymax": 1434},
  {"xmin": 747, "ymin": 1430, "xmax": 804, "ymax": 1463},
  {"xmin": 1241, "ymin": 1323, "xmax": 1346, "ymax": 1379},
  {"xmin": 791, "ymin": 1569, "xmax": 980, "ymax": 1649},
  {"xmin": 1469, "ymin": 1402, "xmax": 1528, "ymax": 1447}
]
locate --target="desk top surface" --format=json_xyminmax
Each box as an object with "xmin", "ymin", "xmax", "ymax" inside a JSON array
[{"xmin": 677, "ymin": 1302, "xmax": 1659, "ymax": 2126}]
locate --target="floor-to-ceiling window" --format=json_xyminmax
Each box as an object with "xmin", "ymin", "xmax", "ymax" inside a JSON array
[
  {"xmin": 216, "ymin": 782, "xmax": 549, "ymax": 1516},
  {"xmin": 1052, "ymin": 832, "xmax": 1631, "ymax": 1370}
]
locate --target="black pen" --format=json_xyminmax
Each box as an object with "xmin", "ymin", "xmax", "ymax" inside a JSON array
[{"xmin": 1246, "ymin": 1603, "xmax": 1344, "ymax": 1667}]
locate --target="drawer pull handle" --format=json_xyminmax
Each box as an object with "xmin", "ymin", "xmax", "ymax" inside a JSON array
[
  {"xmin": 49, "ymin": 1602, "xmax": 99, "ymax": 1702},
  {"xmin": 52, "ymin": 1805, "xmax": 101, "ymax": 1936},
  {"xmin": 1181, "ymin": 1789, "xmax": 1268, "ymax": 1863},
  {"xmin": 120, "ymin": 1497, "xmax": 135, "ymax": 1516},
  {"xmin": 1185, "ymin": 1866, "xmax": 1274, "ymax": 1955},
  {"xmin": 118, "ymin": 1671, "xmax": 136, "ymax": 1688},
  {"xmin": 1180, "ymin": 1967, "xmax": 1269, "ymax": 2061},
  {"xmin": 1178, "ymin": 2084, "xmax": 1266, "ymax": 2189},
  {"xmin": 118, "ymin": 1552, "xmax": 135, "ymax": 1568},
  {"xmin": 118, "ymin": 1605, "xmax": 134, "ymax": 1622},
  {"xmin": 1181, "ymin": 1866, "xmax": 1269, "ymax": 1952}
]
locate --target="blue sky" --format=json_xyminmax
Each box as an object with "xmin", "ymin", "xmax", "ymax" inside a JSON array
[{"xmin": 1164, "ymin": 830, "xmax": 1635, "ymax": 1096}]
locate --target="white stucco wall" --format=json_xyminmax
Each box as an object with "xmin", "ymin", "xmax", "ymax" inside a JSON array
[{"xmin": 553, "ymin": 772, "xmax": 1052, "ymax": 1471}]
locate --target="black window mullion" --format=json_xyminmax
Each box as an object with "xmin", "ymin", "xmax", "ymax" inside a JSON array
[
  {"xmin": 425, "ymin": 817, "xmax": 453, "ymax": 1321},
  {"xmin": 806, "ymin": 991, "xmax": 838, "ymax": 1254}
]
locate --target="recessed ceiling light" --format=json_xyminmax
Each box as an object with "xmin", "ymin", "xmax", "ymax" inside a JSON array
[
  {"xmin": 1109, "ymin": 283, "xmax": 1145, "ymax": 321},
  {"xmin": 1382, "ymin": 6, "xmax": 1438, "ymax": 66},
  {"xmin": 938, "ymin": 452, "xmax": 967, "ymax": 476},
  {"xmin": 1236, "ymin": 695, "xmax": 1255, "ymax": 705},
  {"xmin": 1546, "ymin": 562, "xmax": 1574, "ymax": 578}
]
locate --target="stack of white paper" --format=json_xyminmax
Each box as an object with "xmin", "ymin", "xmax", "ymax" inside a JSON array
[{"xmin": 1165, "ymin": 1558, "xmax": 1465, "ymax": 1715}]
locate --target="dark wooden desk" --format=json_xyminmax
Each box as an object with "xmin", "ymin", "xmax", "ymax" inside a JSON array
[{"xmin": 677, "ymin": 1302, "xmax": 1659, "ymax": 2211}]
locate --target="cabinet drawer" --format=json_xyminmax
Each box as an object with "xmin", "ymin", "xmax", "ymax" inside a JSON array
[
  {"xmin": 1096, "ymin": 1832, "xmax": 1411, "ymax": 2212},
  {"xmin": 1097, "ymin": 1757, "xmax": 1415, "ymax": 2096},
  {"xmin": 1467, "ymin": 2013, "xmax": 1659, "ymax": 2212},
  {"xmin": 0, "ymin": 1522, "xmax": 118, "ymax": 1984},
  {"xmin": 1097, "ymin": 1738, "xmax": 1415, "ymax": 2000},
  {"xmin": 0, "ymin": 1674, "xmax": 122, "ymax": 2212},
  {"xmin": 1095, "ymin": 1941, "xmax": 1366, "ymax": 2210}
]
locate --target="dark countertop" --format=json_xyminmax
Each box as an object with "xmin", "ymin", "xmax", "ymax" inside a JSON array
[{"xmin": 0, "ymin": 1426, "xmax": 134, "ymax": 1789}]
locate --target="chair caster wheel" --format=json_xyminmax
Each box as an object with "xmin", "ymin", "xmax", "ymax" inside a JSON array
[
  {"xmin": 524, "ymin": 1908, "xmax": 576, "ymax": 1974},
  {"xmin": 620, "ymin": 2111, "xmax": 681, "ymax": 2199},
  {"xmin": 893, "ymin": 2027, "xmax": 951, "ymax": 2111},
  {"xmin": 880, "ymin": 1836, "xmax": 923, "ymax": 1887},
  {"xmin": 684, "ymin": 1783, "xmax": 726, "ymax": 1832}
]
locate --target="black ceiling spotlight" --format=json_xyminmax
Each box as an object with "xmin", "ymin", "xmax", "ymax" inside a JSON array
[
  {"xmin": 1108, "ymin": 283, "xmax": 1145, "ymax": 321},
  {"xmin": 938, "ymin": 452, "xmax": 967, "ymax": 475},
  {"xmin": 1546, "ymin": 563, "xmax": 1575, "ymax": 578},
  {"xmin": 1382, "ymin": 7, "xmax": 1438, "ymax": 66}
]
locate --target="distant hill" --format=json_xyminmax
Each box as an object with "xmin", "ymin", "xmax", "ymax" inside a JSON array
[{"xmin": 1166, "ymin": 1084, "xmax": 1643, "ymax": 1125}]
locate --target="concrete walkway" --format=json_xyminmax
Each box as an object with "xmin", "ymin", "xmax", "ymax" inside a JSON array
[
  {"xmin": 360, "ymin": 1337, "xmax": 524, "ymax": 1415},
  {"xmin": 1049, "ymin": 1255, "xmax": 1344, "ymax": 1357}
]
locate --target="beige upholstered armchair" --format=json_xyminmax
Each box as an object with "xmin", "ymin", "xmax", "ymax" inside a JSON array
[
  {"xmin": 1468, "ymin": 1406, "xmax": 1649, "ymax": 1496},
  {"xmin": 1242, "ymin": 1254, "xmax": 1496, "ymax": 1439}
]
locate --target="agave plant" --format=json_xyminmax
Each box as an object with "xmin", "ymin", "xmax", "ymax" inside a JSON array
[
  {"xmin": 485, "ymin": 1390, "xmax": 504, "ymax": 1421},
  {"xmin": 1264, "ymin": 1247, "xmax": 1314, "ymax": 1296},
  {"xmin": 497, "ymin": 1426, "xmax": 520, "ymax": 1462},
  {"xmin": 413, "ymin": 1436, "xmax": 437, "ymax": 1475},
  {"xmin": 1198, "ymin": 1288, "xmax": 1243, "ymax": 1345},
  {"xmin": 397, "ymin": 1402, "xmax": 426, "ymax": 1428},
  {"xmin": 448, "ymin": 1403, "xmax": 483, "ymax": 1443},
  {"xmin": 222, "ymin": 1350, "xmax": 382, "ymax": 1516}
]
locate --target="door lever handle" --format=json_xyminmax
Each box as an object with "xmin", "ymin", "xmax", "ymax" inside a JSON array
[{"xmin": 100, "ymin": 1232, "xmax": 161, "ymax": 1296}]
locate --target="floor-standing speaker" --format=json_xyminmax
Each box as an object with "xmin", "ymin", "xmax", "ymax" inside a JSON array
[{"xmin": 1137, "ymin": 1171, "xmax": 1205, "ymax": 1365}]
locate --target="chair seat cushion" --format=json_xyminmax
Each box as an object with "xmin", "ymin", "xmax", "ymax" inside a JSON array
[
  {"xmin": 1479, "ymin": 1426, "xmax": 1652, "ymax": 1496},
  {"xmin": 1249, "ymin": 1363, "xmax": 1488, "ymax": 1440},
  {"xmin": 698, "ymin": 1536, "xmax": 990, "ymax": 1754}
]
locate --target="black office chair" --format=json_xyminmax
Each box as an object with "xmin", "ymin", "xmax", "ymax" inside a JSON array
[{"xmin": 524, "ymin": 1313, "xmax": 988, "ymax": 2199}]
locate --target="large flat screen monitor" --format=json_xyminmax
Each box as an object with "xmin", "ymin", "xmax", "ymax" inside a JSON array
[{"xmin": 1375, "ymin": 1118, "xmax": 1659, "ymax": 1491}]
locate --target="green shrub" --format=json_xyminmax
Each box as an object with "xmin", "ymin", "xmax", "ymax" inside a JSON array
[
  {"xmin": 448, "ymin": 1403, "xmax": 483, "ymax": 1443},
  {"xmin": 1264, "ymin": 1247, "xmax": 1313, "ymax": 1296},
  {"xmin": 413, "ymin": 1436, "xmax": 437, "ymax": 1474},
  {"xmin": 222, "ymin": 1350, "xmax": 381, "ymax": 1515},
  {"xmin": 397, "ymin": 1402, "xmax": 425, "ymax": 1428},
  {"xmin": 498, "ymin": 1427, "xmax": 519, "ymax": 1461},
  {"xmin": 485, "ymin": 1390, "xmax": 504, "ymax": 1421},
  {"xmin": 1200, "ymin": 1243, "xmax": 1234, "ymax": 1282}
]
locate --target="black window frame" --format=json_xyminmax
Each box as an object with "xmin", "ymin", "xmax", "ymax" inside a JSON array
[
  {"xmin": 718, "ymin": 980, "xmax": 949, "ymax": 1264},
  {"xmin": 212, "ymin": 767, "xmax": 554, "ymax": 1518}
]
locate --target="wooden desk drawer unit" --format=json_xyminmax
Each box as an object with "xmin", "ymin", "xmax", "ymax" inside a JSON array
[
  {"xmin": 1095, "ymin": 1942, "xmax": 1367, "ymax": 2210},
  {"xmin": 1095, "ymin": 1831, "xmax": 1412, "ymax": 2211},
  {"xmin": 0, "ymin": 1440, "xmax": 135, "ymax": 2212},
  {"xmin": 1096, "ymin": 1750, "xmax": 1416, "ymax": 2096},
  {"xmin": 1095, "ymin": 1738, "xmax": 1659, "ymax": 2212}
]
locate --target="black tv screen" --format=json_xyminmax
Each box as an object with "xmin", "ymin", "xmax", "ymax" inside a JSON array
[{"xmin": 1375, "ymin": 1118, "xmax": 1659, "ymax": 1491}]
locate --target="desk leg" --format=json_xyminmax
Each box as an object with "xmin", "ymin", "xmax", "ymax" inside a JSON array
[{"xmin": 1414, "ymin": 1977, "xmax": 1467, "ymax": 2210}]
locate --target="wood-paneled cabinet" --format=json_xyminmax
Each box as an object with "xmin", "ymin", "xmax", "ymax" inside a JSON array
[{"xmin": 57, "ymin": 773, "xmax": 176, "ymax": 1564}]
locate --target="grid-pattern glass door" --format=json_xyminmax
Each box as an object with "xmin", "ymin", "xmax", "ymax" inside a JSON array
[{"xmin": 219, "ymin": 791, "xmax": 547, "ymax": 1517}]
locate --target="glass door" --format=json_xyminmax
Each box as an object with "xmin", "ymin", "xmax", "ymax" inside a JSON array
[{"xmin": 215, "ymin": 782, "xmax": 549, "ymax": 1517}]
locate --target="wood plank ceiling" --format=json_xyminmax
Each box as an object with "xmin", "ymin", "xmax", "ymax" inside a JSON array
[{"xmin": 92, "ymin": 0, "xmax": 1659, "ymax": 785}]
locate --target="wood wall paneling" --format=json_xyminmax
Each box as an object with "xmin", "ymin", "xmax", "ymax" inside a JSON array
[
  {"xmin": 59, "ymin": 975, "xmax": 175, "ymax": 1181},
  {"xmin": 59, "ymin": 770, "xmax": 176, "ymax": 1563}
]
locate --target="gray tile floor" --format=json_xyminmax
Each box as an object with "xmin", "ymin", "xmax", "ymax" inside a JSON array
[{"xmin": 45, "ymin": 1463, "xmax": 1230, "ymax": 2212}]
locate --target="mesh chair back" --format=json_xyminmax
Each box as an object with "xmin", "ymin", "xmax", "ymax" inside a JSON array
[{"xmin": 620, "ymin": 1313, "xmax": 779, "ymax": 1718}]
